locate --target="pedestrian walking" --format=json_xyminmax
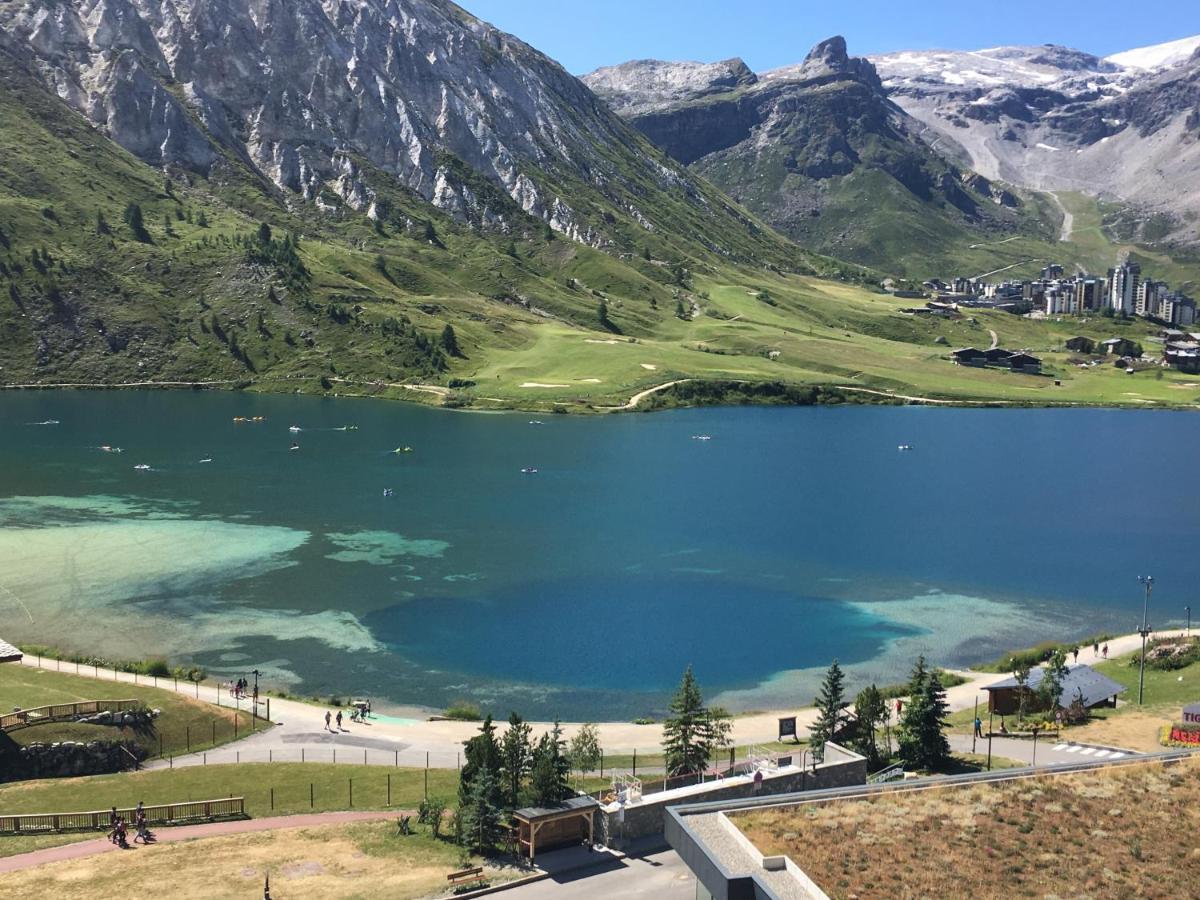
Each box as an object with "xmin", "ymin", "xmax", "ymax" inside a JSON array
[
  {"xmin": 108, "ymin": 806, "xmax": 119, "ymax": 844},
  {"xmin": 895, "ymin": 698, "xmax": 903, "ymax": 718},
  {"xmin": 324, "ymin": 710, "xmax": 332, "ymax": 731},
  {"xmin": 1102, "ymin": 643, "xmax": 1109, "ymax": 659},
  {"xmin": 1093, "ymin": 641, "xmax": 1099, "ymax": 657},
  {"xmin": 974, "ymin": 717, "xmax": 984, "ymax": 739},
  {"xmin": 1072, "ymin": 647, "xmax": 1079, "ymax": 664},
  {"xmin": 336, "ymin": 709, "xmax": 343, "ymax": 730}
]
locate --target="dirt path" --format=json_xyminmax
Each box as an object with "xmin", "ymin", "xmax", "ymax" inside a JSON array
[
  {"xmin": 603, "ymin": 379, "xmax": 692, "ymax": 410},
  {"xmin": 1050, "ymin": 191, "xmax": 1074, "ymax": 242},
  {"xmin": 834, "ymin": 385, "xmax": 1010, "ymax": 406},
  {"xmin": 0, "ymin": 811, "xmax": 396, "ymax": 875}
]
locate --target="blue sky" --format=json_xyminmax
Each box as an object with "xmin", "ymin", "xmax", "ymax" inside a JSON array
[{"xmin": 460, "ymin": 0, "xmax": 1197, "ymax": 74}]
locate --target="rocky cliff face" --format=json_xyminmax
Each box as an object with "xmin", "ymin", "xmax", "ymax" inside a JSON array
[
  {"xmin": 0, "ymin": 0, "xmax": 765, "ymax": 252},
  {"xmin": 585, "ymin": 36, "xmax": 1025, "ymax": 270},
  {"xmin": 872, "ymin": 37, "xmax": 1200, "ymax": 243}
]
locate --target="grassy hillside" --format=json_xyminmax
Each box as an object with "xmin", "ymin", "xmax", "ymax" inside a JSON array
[
  {"xmin": 0, "ymin": 664, "xmax": 258, "ymax": 762},
  {"xmin": 1, "ymin": 48, "xmax": 1198, "ymax": 413}
]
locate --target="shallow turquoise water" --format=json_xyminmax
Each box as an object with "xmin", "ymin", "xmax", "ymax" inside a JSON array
[{"xmin": 1, "ymin": 391, "xmax": 1197, "ymax": 718}]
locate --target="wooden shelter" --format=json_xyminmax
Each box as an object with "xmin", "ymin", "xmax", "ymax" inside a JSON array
[
  {"xmin": 512, "ymin": 796, "xmax": 598, "ymax": 860},
  {"xmin": 983, "ymin": 664, "xmax": 1124, "ymax": 717}
]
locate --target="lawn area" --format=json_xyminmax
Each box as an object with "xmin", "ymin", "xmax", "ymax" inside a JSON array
[
  {"xmin": 0, "ymin": 820, "xmax": 521, "ymax": 900},
  {"xmin": 0, "ymin": 763, "xmax": 460, "ymax": 819},
  {"xmin": 736, "ymin": 756, "xmax": 1200, "ymax": 899},
  {"xmin": 444, "ymin": 261, "xmax": 1200, "ymax": 412},
  {"xmin": 0, "ymin": 664, "xmax": 259, "ymax": 761}
]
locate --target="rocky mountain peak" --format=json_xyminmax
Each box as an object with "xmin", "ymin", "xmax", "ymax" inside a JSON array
[
  {"xmin": 805, "ymin": 35, "xmax": 851, "ymax": 69},
  {"xmin": 765, "ymin": 35, "xmax": 882, "ymax": 91}
]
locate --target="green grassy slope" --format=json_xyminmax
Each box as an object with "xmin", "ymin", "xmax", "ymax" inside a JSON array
[
  {"xmin": 0, "ymin": 664, "xmax": 258, "ymax": 762},
  {"xmin": 1, "ymin": 48, "xmax": 1198, "ymax": 412}
]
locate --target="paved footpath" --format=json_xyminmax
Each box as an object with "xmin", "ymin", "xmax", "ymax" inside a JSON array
[
  {"xmin": 506, "ymin": 848, "xmax": 693, "ymax": 899},
  {"xmin": 0, "ymin": 811, "xmax": 397, "ymax": 875},
  {"xmin": 18, "ymin": 630, "xmax": 1181, "ymax": 772},
  {"xmin": 948, "ymin": 734, "xmax": 1138, "ymax": 767}
]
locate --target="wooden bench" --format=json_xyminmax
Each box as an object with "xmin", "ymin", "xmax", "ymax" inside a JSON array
[{"xmin": 447, "ymin": 866, "xmax": 484, "ymax": 888}]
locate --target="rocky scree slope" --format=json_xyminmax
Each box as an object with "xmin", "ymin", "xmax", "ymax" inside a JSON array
[
  {"xmin": 0, "ymin": 0, "xmax": 875, "ymax": 392},
  {"xmin": 872, "ymin": 38, "xmax": 1200, "ymax": 244},
  {"xmin": 586, "ymin": 37, "xmax": 1039, "ymax": 275},
  {"xmin": 1, "ymin": 0, "xmax": 814, "ymax": 266}
]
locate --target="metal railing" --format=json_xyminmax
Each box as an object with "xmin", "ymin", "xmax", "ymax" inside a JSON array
[
  {"xmin": 867, "ymin": 763, "xmax": 905, "ymax": 784},
  {"xmin": 0, "ymin": 798, "xmax": 246, "ymax": 834},
  {"xmin": 0, "ymin": 700, "xmax": 143, "ymax": 733}
]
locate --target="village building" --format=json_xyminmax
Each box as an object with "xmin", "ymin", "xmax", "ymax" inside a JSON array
[
  {"xmin": 1100, "ymin": 337, "xmax": 1141, "ymax": 357},
  {"xmin": 950, "ymin": 347, "xmax": 987, "ymax": 366},
  {"xmin": 1064, "ymin": 336, "xmax": 1095, "ymax": 354},
  {"xmin": 982, "ymin": 664, "xmax": 1124, "ymax": 717}
]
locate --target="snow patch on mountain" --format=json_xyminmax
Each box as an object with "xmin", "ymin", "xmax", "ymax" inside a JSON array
[{"xmin": 1105, "ymin": 34, "xmax": 1200, "ymax": 71}]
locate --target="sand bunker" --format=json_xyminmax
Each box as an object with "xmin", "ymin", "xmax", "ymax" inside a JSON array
[{"xmin": 519, "ymin": 382, "xmax": 569, "ymax": 388}]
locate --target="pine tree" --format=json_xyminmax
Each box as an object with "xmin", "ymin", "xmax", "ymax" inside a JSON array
[
  {"xmin": 898, "ymin": 670, "xmax": 951, "ymax": 771},
  {"xmin": 95, "ymin": 211, "xmax": 110, "ymax": 235},
  {"xmin": 459, "ymin": 766, "xmax": 502, "ymax": 851},
  {"xmin": 499, "ymin": 712, "xmax": 532, "ymax": 810},
  {"xmin": 123, "ymin": 203, "xmax": 151, "ymax": 243},
  {"xmin": 597, "ymin": 299, "xmax": 611, "ymax": 330},
  {"xmin": 529, "ymin": 721, "xmax": 571, "ymax": 806},
  {"xmin": 458, "ymin": 715, "xmax": 502, "ymax": 807},
  {"xmin": 809, "ymin": 660, "xmax": 846, "ymax": 760},
  {"xmin": 674, "ymin": 298, "xmax": 686, "ymax": 319},
  {"xmin": 440, "ymin": 324, "xmax": 461, "ymax": 357},
  {"xmin": 196, "ymin": 210, "xmax": 209, "ymax": 228},
  {"xmin": 661, "ymin": 666, "xmax": 730, "ymax": 777},
  {"xmin": 257, "ymin": 222, "xmax": 273, "ymax": 244}
]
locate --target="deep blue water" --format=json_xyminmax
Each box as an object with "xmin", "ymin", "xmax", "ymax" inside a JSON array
[{"xmin": 1, "ymin": 390, "xmax": 1197, "ymax": 719}]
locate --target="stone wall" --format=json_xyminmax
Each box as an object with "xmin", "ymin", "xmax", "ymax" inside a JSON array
[
  {"xmin": 3, "ymin": 740, "xmax": 147, "ymax": 782},
  {"xmin": 598, "ymin": 743, "xmax": 866, "ymax": 844}
]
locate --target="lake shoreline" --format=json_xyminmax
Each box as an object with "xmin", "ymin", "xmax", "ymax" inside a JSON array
[{"xmin": 5, "ymin": 378, "xmax": 1198, "ymax": 415}]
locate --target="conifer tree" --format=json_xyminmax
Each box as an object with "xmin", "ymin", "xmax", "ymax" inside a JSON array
[
  {"xmin": 662, "ymin": 666, "xmax": 731, "ymax": 777},
  {"xmin": 809, "ymin": 660, "xmax": 846, "ymax": 759},
  {"xmin": 440, "ymin": 324, "xmax": 461, "ymax": 357},
  {"xmin": 898, "ymin": 669, "xmax": 951, "ymax": 770},
  {"xmin": 529, "ymin": 720, "xmax": 571, "ymax": 806},
  {"xmin": 460, "ymin": 766, "xmax": 502, "ymax": 851},
  {"xmin": 499, "ymin": 712, "xmax": 532, "ymax": 810},
  {"xmin": 458, "ymin": 715, "xmax": 502, "ymax": 807},
  {"xmin": 123, "ymin": 203, "xmax": 151, "ymax": 243}
]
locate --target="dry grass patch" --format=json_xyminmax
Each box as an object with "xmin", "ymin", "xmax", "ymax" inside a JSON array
[
  {"xmin": 0, "ymin": 822, "xmax": 518, "ymax": 900},
  {"xmin": 1069, "ymin": 709, "xmax": 1175, "ymax": 754},
  {"xmin": 736, "ymin": 757, "xmax": 1200, "ymax": 899}
]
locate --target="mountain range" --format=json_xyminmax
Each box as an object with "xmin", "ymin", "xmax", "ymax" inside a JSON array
[
  {"xmin": 0, "ymin": 1, "xmax": 1197, "ymax": 409},
  {"xmin": 586, "ymin": 33, "xmax": 1200, "ymax": 271}
]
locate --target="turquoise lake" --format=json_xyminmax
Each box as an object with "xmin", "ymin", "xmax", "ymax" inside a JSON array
[{"xmin": 1, "ymin": 391, "xmax": 1197, "ymax": 719}]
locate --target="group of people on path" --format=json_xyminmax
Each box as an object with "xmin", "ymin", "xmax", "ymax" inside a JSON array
[
  {"xmin": 324, "ymin": 700, "xmax": 371, "ymax": 732},
  {"xmin": 228, "ymin": 677, "xmax": 256, "ymax": 700},
  {"xmin": 107, "ymin": 802, "xmax": 153, "ymax": 849}
]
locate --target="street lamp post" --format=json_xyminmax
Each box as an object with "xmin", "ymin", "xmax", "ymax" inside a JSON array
[{"xmin": 1137, "ymin": 576, "xmax": 1154, "ymax": 705}]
